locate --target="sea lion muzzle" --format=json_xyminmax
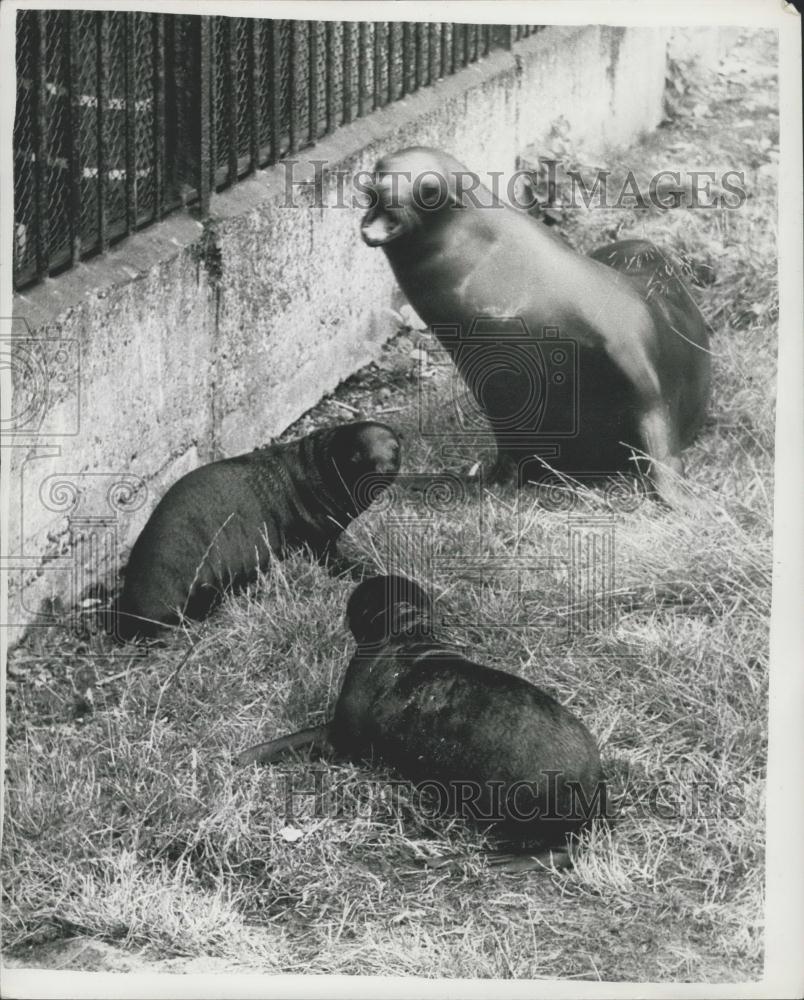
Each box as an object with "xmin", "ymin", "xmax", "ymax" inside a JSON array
[{"xmin": 361, "ymin": 170, "xmax": 450, "ymax": 247}]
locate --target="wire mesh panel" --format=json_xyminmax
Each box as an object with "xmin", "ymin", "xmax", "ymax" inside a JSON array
[
  {"xmin": 13, "ymin": 12, "xmax": 545, "ymax": 290},
  {"xmin": 105, "ymin": 14, "xmax": 129, "ymax": 242},
  {"xmin": 292, "ymin": 20, "xmax": 311, "ymax": 149},
  {"xmin": 327, "ymin": 21, "xmax": 343, "ymax": 133},
  {"xmin": 163, "ymin": 14, "xmax": 198, "ymax": 208},
  {"xmin": 13, "ymin": 10, "xmax": 37, "ymax": 282},
  {"xmin": 131, "ymin": 13, "xmax": 159, "ymax": 226},
  {"xmin": 73, "ymin": 11, "xmax": 100, "ymax": 258},
  {"xmin": 269, "ymin": 20, "xmax": 293, "ymax": 159},
  {"xmin": 373, "ymin": 22, "xmax": 389, "ymax": 109},
  {"xmin": 42, "ymin": 12, "xmax": 71, "ymax": 267},
  {"xmin": 387, "ymin": 21, "xmax": 402, "ymax": 104}
]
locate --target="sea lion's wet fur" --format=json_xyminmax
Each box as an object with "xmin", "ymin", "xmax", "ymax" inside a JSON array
[
  {"xmin": 362, "ymin": 147, "xmax": 711, "ymax": 498},
  {"xmin": 240, "ymin": 575, "xmax": 605, "ymax": 848},
  {"xmin": 116, "ymin": 422, "xmax": 400, "ymax": 639}
]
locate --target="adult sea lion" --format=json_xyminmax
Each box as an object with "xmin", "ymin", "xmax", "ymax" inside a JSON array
[
  {"xmin": 114, "ymin": 422, "xmax": 401, "ymax": 639},
  {"xmin": 361, "ymin": 147, "xmax": 711, "ymax": 500},
  {"xmin": 237, "ymin": 575, "xmax": 605, "ymax": 861}
]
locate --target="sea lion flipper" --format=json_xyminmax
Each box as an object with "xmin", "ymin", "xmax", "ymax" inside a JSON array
[
  {"xmin": 481, "ymin": 452, "xmax": 519, "ymax": 486},
  {"xmin": 634, "ymin": 406, "xmax": 689, "ymax": 507},
  {"xmin": 420, "ymin": 848, "xmax": 572, "ymax": 873},
  {"xmin": 484, "ymin": 848, "xmax": 572, "ymax": 873},
  {"xmin": 235, "ymin": 723, "xmax": 332, "ymax": 766}
]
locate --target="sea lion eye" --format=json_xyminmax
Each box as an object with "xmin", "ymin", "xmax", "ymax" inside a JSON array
[{"xmin": 414, "ymin": 171, "xmax": 449, "ymax": 211}]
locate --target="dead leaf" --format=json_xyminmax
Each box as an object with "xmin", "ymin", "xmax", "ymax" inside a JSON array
[{"xmin": 279, "ymin": 826, "xmax": 303, "ymax": 843}]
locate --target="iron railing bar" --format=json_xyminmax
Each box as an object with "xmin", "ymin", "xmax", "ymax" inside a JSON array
[
  {"xmin": 427, "ymin": 22, "xmax": 437, "ymax": 84},
  {"xmin": 289, "ymin": 20, "xmax": 300, "ymax": 153},
  {"xmin": 249, "ymin": 19, "xmax": 260, "ymax": 172},
  {"xmin": 325, "ymin": 20, "xmax": 335, "ymax": 133},
  {"xmin": 373, "ymin": 21, "xmax": 382, "ymax": 108},
  {"xmin": 66, "ymin": 10, "xmax": 82, "ymax": 263},
  {"xmin": 414, "ymin": 22, "xmax": 424, "ymax": 90},
  {"xmin": 225, "ymin": 18, "xmax": 237, "ymax": 186},
  {"xmin": 400, "ymin": 22, "xmax": 409, "ymax": 97},
  {"xmin": 97, "ymin": 11, "xmax": 109, "ymax": 252},
  {"xmin": 123, "ymin": 12, "xmax": 136, "ymax": 232},
  {"xmin": 162, "ymin": 14, "xmax": 176, "ymax": 204},
  {"xmin": 440, "ymin": 23, "xmax": 448, "ymax": 78},
  {"xmin": 342, "ymin": 21, "xmax": 353, "ymax": 124},
  {"xmin": 269, "ymin": 19, "xmax": 281, "ymax": 163},
  {"xmin": 207, "ymin": 18, "xmax": 217, "ymax": 197},
  {"xmin": 197, "ymin": 16, "xmax": 211, "ymax": 214},
  {"xmin": 482, "ymin": 24, "xmax": 490, "ymax": 57},
  {"xmin": 308, "ymin": 22, "xmax": 319, "ymax": 143},
  {"xmin": 387, "ymin": 20, "xmax": 395, "ymax": 102},
  {"xmin": 152, "ymin": 13, "xmax": 165, "ymax": 219},
  {"xmin": 357, "ymin": 21, "xmax": 367, "ymax": 116},
  {"xmin": 461, "ymin": 24, "xmax": 469, "ymax": 66},
  {"xmin": 32, "ymin": 11, "xmax": 49, "ymax": 277}
]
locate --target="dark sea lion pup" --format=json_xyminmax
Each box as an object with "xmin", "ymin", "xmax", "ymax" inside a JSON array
[
  {"xmin": 361, "ymin": 146, "xmax": 711, "ymax": 502},
  {"xmin": 114, "ymin": 422, "xmax": 401, "ymax": 640},
  {"xmin": 238, "ymin": 575, "xmax": 605, "ymax": 866}
]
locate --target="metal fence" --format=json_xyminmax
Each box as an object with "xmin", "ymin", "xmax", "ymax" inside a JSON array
[{"xmin": 13, "ymin": 13, "xmax": 544, "ymax": 291}]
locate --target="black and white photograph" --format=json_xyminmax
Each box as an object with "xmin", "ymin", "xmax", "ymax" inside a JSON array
[{"xmin": 1, "ymin": 0, "xmax": 802, "ymax": 995}]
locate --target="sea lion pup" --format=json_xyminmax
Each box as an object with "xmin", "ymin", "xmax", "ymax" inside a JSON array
[
  {"xmin": 114, "ymin": 422, "xmax": 400, "ymax": 640},
  {"xmin": 361, "ymin": 146, "xmax": 711, "ymax": 501},
  {"xmin": 237, "ymin": 575, "xmax": 605, "ymax": 864}
]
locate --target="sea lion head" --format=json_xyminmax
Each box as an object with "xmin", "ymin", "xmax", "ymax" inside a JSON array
[
  {"xmin": 324, "ymin": 421, "xmax": 401, "ymax": 515},
  {"xmin": 361, "ymin": 146, "xmax": 494, "ymax": 248},
  {"xmin": 346, "ymin": 574, "xmax": 433, "ymax": 645}
]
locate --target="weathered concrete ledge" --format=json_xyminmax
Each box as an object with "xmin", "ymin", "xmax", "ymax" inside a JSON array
[{"xmin": 7, "ymin": 24, "xmax": 679, "ymax": 638}]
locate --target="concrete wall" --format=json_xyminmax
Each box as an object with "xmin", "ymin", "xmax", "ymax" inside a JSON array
[{"xmin": 6, "ymin": 24, "xmax": 673, "ymax": 639}]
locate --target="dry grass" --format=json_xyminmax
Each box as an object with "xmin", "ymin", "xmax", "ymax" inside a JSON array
[{"xmin": 2, "ymin": 31, "xmax": 777, "ymax": 981}]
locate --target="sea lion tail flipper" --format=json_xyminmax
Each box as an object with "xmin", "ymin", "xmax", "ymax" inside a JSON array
[
  {"xmin": 421, "ymin": 847, "xmax": 571, "ymax": 874},
  {"xmin": 483, "ymin": 848, "xmax": 572, "ymax": 873},
  {"xmin": 235, "ymin": 723, "xmax": 332, "ymax": 766}
]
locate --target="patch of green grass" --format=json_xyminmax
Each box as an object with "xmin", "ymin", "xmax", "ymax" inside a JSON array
[{"xmin": 2, "ymin": 31, "xmax": 776, "ymax": 980}]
